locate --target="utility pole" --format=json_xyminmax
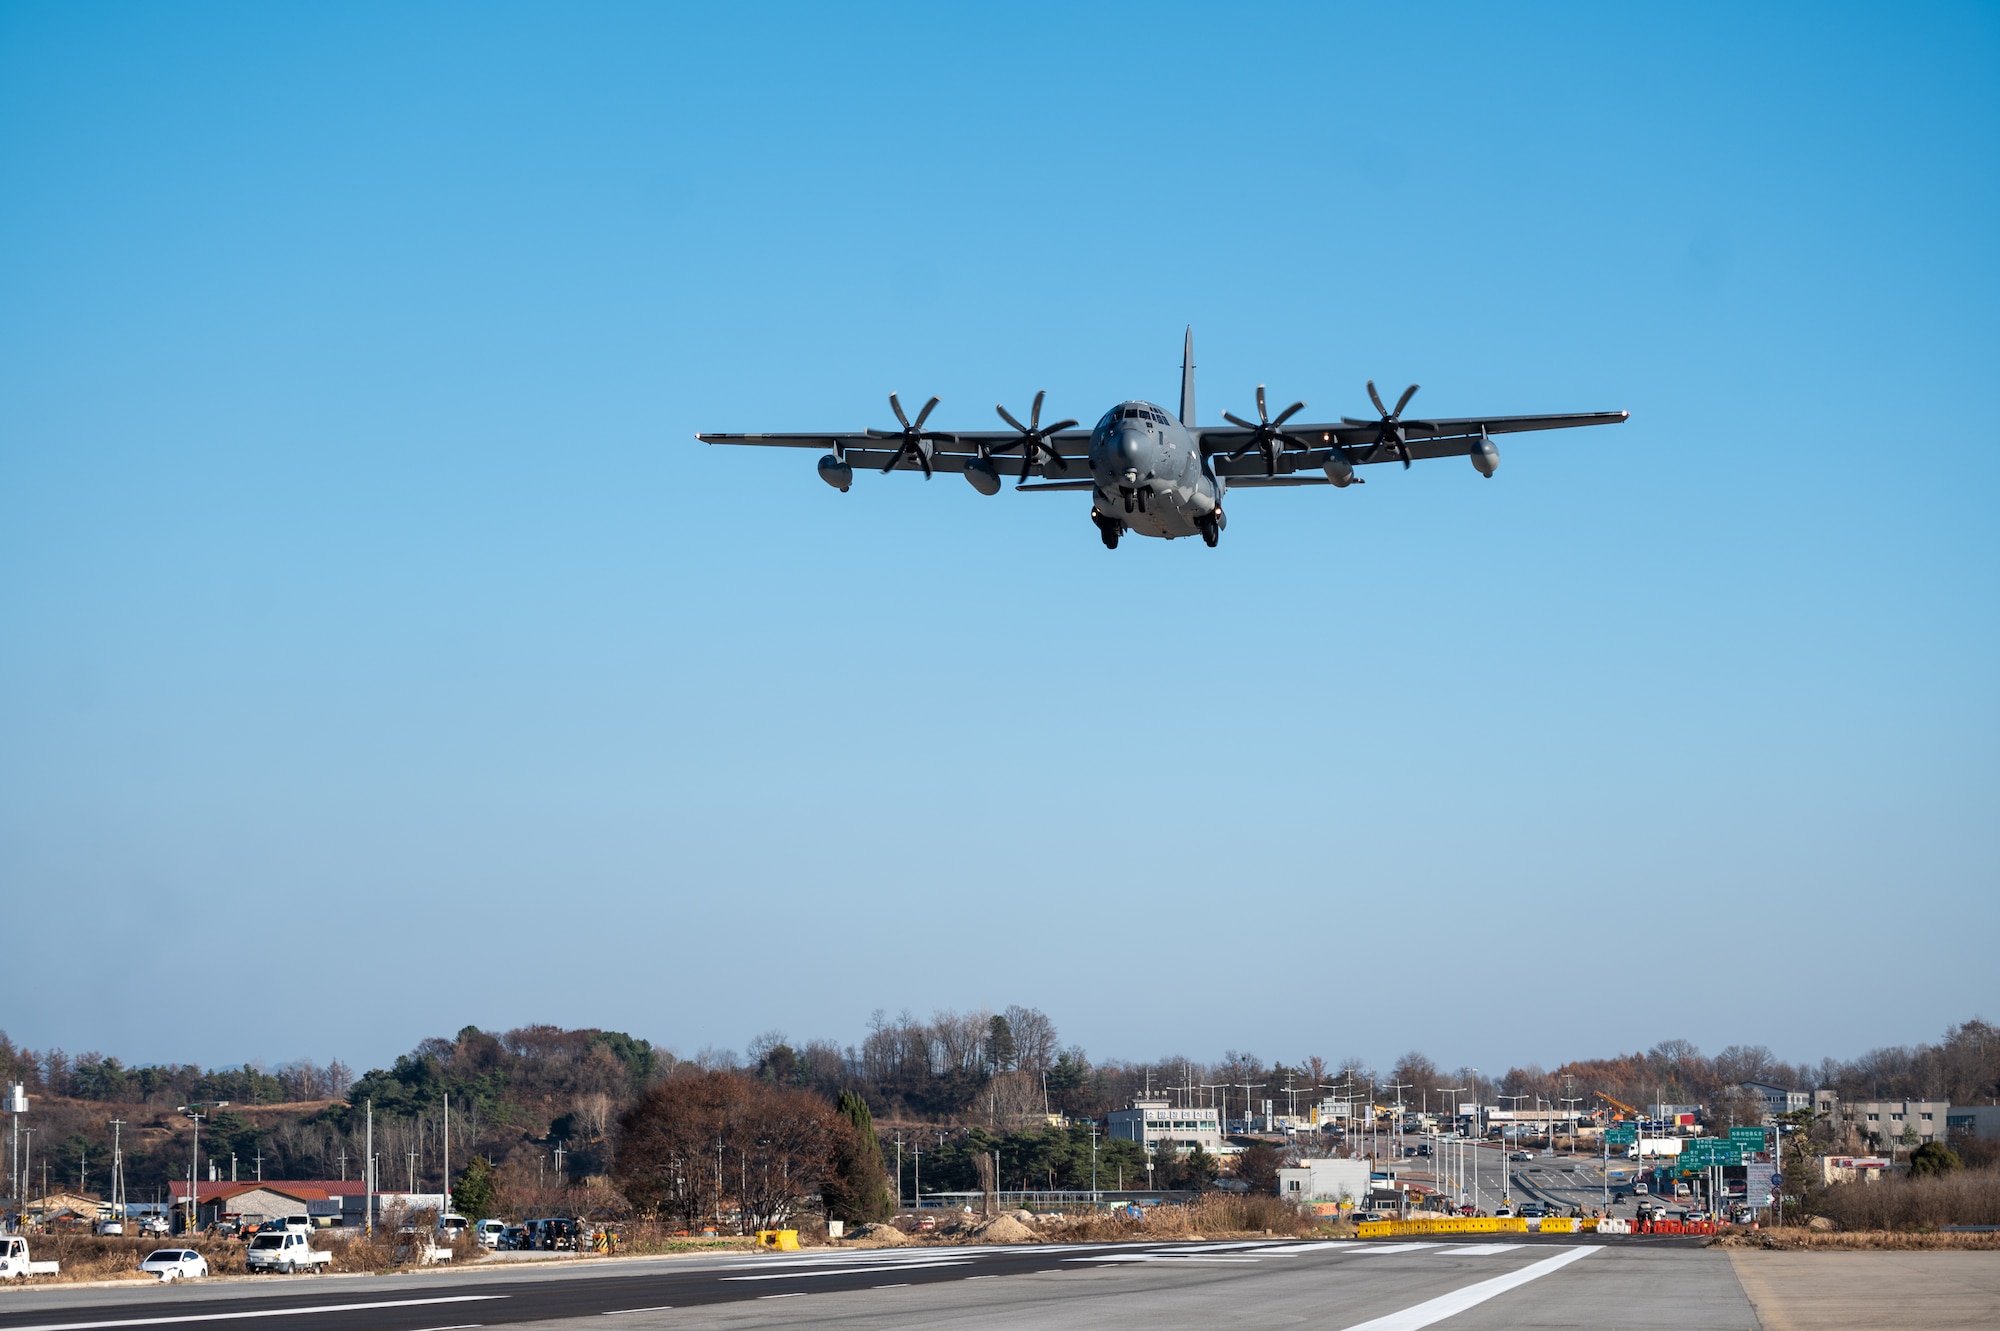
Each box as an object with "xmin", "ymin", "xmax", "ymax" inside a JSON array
[
  {"xmin": 178, "ymin": 1114, "xmax": 198, "ymax": 1233},
  {"xmin": 254, "ymin": 1147, "xmax": 263, "ymax": 1183},
  {"xmin": 109, "ymin": 1119, "xmax": 127, "ymax": 1224},
  {"xmin": 338, "ymin": 1148, "xmax": 347, "ymax": 1182},
  {"xmin": 8, "ymin": 1083, "xmax": 26, "ymax": 1215},
  {"xmin": 893, "ymin": 1132, "xmax": 903, "ymax": 1211},
  {"xmin": 442, "ymin": 1094, "xmax": 451, "ymax": 1219},
  {"xmin": 1089, "ymin": 1120, "xmax": 1100, "ymax": 1200},
  {"xmin": 911, "ymin": 1147, "xmax": 922, "ymax": 1214},
  {"xmin": 364, "ymin": 1098, "xmax": 373, "ymax": 1237}
]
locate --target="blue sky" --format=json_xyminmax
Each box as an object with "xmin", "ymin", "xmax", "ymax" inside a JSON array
[{"xmin": 2, "ymin": 1, "xmax": 1994, "ymax": 1080}]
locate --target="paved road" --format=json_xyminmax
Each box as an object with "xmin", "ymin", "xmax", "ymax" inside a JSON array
[{"xmin": 0, "ymin": 1238, "xmax": 1755, "ymax": 1331}]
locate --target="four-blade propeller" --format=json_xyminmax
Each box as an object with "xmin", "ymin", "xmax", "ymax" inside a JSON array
[
  {"xmin": 993, "ymin": 391, "xmax": 1078, "ymax": 481},
  {"xmin": 867, "ymin": 392, "xmax": 952, "ymax": 478},
  {"xmin": 1221, "ymin": 385, "xmax": 1306, "ymax": 476},
  {"xmin": 1343, "ymin": 380, "xmax": 1433, "ymax": 469}
]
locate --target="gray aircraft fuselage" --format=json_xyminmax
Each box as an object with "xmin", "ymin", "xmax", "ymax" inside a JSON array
[{"xmin": 1089, "ymin": 400, "xmax": 1219, "ymax": 540}]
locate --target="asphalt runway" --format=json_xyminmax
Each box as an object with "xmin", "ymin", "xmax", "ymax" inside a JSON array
[{"xmin": 0, "ymin": 1237, "xmax": 1754, "ymax": 1331}]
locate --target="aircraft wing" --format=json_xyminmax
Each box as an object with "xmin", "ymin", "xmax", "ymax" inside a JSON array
[
  {"xmin": 695, "ymin": 429, "xmax": 1093, "ymax": 478},
  {"xmin": 1199, "ymin": 410, "xmax": 1628, "ymax": 477}
]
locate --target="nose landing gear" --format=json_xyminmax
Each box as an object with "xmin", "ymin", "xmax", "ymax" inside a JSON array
[
  {"xmin": 1092, "ymin": 511, "xmax": 1123, "ymax": 550},
  {"xmin": 1198, "ymin": 508, "xmax": 1225, "ymax": 548}
]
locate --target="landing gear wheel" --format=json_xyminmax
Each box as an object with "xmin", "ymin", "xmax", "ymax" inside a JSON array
[
  {"xmin": 1092, "ymin": 511, "xmax": 1121, "ymax": 550},
  {"xmin": 1101, "ymin": 524, "xmax": 1120, "ymax": 550},
  {"xmin": 1200, "ymin": 518, "xmax": 1219, "ymax": 548}
]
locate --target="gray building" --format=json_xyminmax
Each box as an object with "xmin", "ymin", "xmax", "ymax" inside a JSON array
[
  {"xmin": 1945, "ymin": 1105, "xmax": 2000, "ymax": 1143},
  {"xmin": 1739, "ymin": 1081, "xmax": 1811, "ymax": 1119},
  {"xmin": 1816, "ymin": 1094, "xmax": 1950, "ymax": 1150},
  {"xmin": 1108, "ymin": 1097, "xmax": 1224, "ymax": 1156}
]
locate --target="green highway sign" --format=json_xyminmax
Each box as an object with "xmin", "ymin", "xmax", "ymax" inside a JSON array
[{"xmin": 1730, "ymin": 1127, "xmax": 1767, "ymax": 1147}]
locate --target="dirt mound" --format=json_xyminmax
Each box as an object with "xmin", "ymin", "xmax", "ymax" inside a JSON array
[
  {"xmin": 972, "ymin": 1215, "xmax": 1035, "ymax": 1243},
  {"xmin": 848, "ymin": 1223, "xmax": 910, "ymax": 1247}
]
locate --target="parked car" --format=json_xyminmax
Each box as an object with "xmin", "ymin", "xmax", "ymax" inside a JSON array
[
  {"xmin": 245, "ymin": 1231, "xmax": 332, "ymax": 1274},
  {"xmin": 475, "ymin": 1219, "xmax": 508, "ymax": 1249},
  {"xmin": 500, "ymin": 1225, "xmax": 529, "ymax": 1250},
  {"xmin": 138, "ymin": 1249, "xmax": 209, "ymax": 1282},
  {"xmin": 96, "ymin": 1217, "xmax": 126, "ymax": 1236}
]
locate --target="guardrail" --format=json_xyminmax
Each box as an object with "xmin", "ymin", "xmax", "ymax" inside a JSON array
[
  {"xmin": 1355, "ymin": 1217, "xmax": 1603, "ymax": 1238},
  {"xmin": 1353, "ymin": 1215, "xmax": 1712, "ymax": 1238}
]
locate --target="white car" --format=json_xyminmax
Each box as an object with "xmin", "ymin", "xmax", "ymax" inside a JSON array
[
  {"xmin": 474, "ymin": 1219, "xmax": 507, "ymax": 1249},
  {"xmin": 139, "ymin": 1249, "xmax": 209, "ymax": 1282},
  {"xmin": 95, "ymin": 1218, "xmax": 126, "ymax": 1236}
]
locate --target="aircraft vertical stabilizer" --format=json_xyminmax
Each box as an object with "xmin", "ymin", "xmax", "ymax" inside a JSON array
[{"xmin": 1179, "ymin": 326, "xmax": 1196, "ymax": 426}]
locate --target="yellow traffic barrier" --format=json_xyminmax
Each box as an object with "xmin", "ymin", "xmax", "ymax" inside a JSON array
[
  {"xmin": 755, "ymin": 1229, "xmax": 800, "ymax": 1251},
  {"xmin": 1537, "ymin": 1218, "xmax": 1577, "ymax": 1234}
]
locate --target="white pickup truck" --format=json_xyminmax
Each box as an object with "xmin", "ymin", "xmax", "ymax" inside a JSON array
[
  {"xmin": 0, "ymin": 1236, "xmax": 59, "ymax": 1279},
  {"xmin": 245, "ymin": 1230, "xmax": 332, "ymax": 1274}
]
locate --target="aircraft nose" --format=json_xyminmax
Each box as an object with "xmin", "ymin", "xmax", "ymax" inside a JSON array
[{"xmin": 1113, "ymin": 425, "xmax": 1153, "ymax": 472}]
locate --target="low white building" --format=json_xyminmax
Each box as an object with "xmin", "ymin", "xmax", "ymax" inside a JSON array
[
  {"xmin": 1108, "ymin": 1097, "xmax": 1224, "ymax": 1156},
  {"xmin": 1275, "ymin": 1158, "xmax": 1371, "ymax": 1205}
]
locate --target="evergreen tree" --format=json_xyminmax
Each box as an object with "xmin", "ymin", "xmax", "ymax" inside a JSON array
[
  {"xmin": 986, "ymin": 1015, "xmax": 1016, "ymax": 1072},
  {"xmin": 454, "ymin": 1156, "xmax": 498, "ymax": 1221},
  {"xmin": 1908, "ymin": 1141, "xmax": 1962, "ymax": 1177},
  {"xmin": 820, "ymin": 1091, "xmax": 893, "ymax": 1223}
]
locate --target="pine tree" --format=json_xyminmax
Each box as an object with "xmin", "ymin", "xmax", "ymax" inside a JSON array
[
  {"xmin": 820, "ymin": 1091, "xmax": 893, "ymax": 1223},
  {"xmin": 454, "ymin": 1155, "xmax": 498, "ymax": 1222}
]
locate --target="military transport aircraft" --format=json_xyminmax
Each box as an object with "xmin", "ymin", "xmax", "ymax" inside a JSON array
[{"xmin": 697, "ymin": 330, "xmax": 1627, "ymax": 549}]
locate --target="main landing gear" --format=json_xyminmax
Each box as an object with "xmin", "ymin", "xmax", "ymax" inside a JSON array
[{"xmin": 1092, "ymin": 511, "xmax": 1122, "ymax": 550}]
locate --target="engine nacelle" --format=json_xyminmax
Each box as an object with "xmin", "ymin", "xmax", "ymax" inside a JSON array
[
  {"xmin": 1322, "ymin": 451, "xmax": 1357, "ymax": 487},
  {"xmin": 1470, "ymin": 433, "xmax": 1499, "ymax": 477},
  {"xmin": 963, "ymin": 458, "xmax": 1001, "ymax": 496},
  {"xmin": 817, "ymin": 454, "xmax": 853, "ymax": 491}
]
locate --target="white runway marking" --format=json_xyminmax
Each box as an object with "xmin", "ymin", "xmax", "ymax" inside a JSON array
[
  {"xmin": 1335, "ymin": 1246, "xmax": 1597, "ymax": 1330},
  {"xmin": 0, "ymin": 1296, "xmax": 505, "ymax": 1331},
  {"xmin": 1342, "ymin": 1243, "xmax": 1440, "ymax": 1255},
  {"xmin": 723, "ymin": 1258, "xmax": 971, "ymax": 1281},
  {"xmin": 601, "ymin": 1307, "xmax": 676, "ymax": 1315},
  {"xmin": 1441, "ymin": 1244, "xmax": 1527, "ymax": 1256}
]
